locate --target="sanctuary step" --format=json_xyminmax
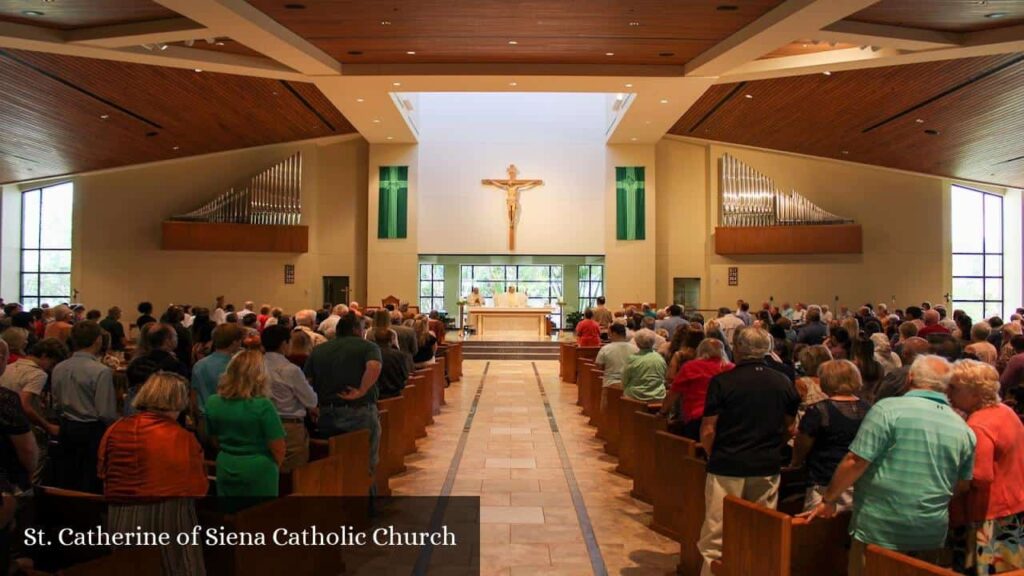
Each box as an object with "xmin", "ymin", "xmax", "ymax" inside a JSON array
[{"xmin": 460, "ymin": 340, "xmax": 560, "ymax": 360}]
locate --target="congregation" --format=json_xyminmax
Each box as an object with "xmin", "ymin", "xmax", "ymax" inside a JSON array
[{"xmin": 576, "ymin": 297, "xmax": 1024, "ymax": 576}]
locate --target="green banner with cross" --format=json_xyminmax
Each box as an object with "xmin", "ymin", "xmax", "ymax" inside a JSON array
[
  {"xmin": 616, "ymin": 166, "xmax": 645, "ymax": 240},
  {"xmin": 377, "ymin": 165, "xmax": 408, "ymax": 239}
]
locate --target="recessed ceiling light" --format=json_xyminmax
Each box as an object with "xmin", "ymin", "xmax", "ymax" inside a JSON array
[
  {"xmin": 822, "ymin": 70, "xmax": 832, "ymax": 76},
  {"xmin": 215, "ymin": 41, "xmax": 225, "ymax": 46},
  {"xmin": 406, "ymin": 50, "xmax": 416, "ymax": 55},
  {"xmin": 372, "ymin": 119, "xmax": 381, "ymax": 123},
  {"xmin": 716, "ymin": 4, "xmax": 739, "ymax": 11},
  {"xmin": 194, "ymin": 68, "xmax": 203, "ymax": 72},
  {"xmin": 985, "ymin": 11, "xmax": 1008, "ymax": 18},
  {"xmin": 21, "ymin": 10, "xmax": 44, "ymax": 16},
  {"xmin": 99, "ymin": 114, "xmax": 109, "ymax": 120},
  {"xmin": 159, "ymin": 43, "xmax": 169, "ymax": 51},
  {"xmin": 509, "ymin": 81, "xmax": 517, "ymax": 86},
  {"xmin": 744, "ymin": 94, "xmax": 753, "ymax": 99},
  {"xmin": 386, "ymin": 136, "xmax": 394, "ymax": 140},
  {"xmin": 644, "ymin": 120, "xmax": 652, "ymax": 125},
  {"xmin": 629, "ymin": 21, "xmax": 640, "ymax": 26},
  {"xmin": 173, "ymin": 146, "xmax": 180, "ymax": 150},
  {"xmin": 271, "ymin": 91, "xmax": 278, "ymax": 96},
  {"xmin": 801, "ymin": 44, "xmax": 808, "ymax": 48},
  {"xmin": 508, "ymin": 40, "xmax": 518, "ymax": 45},
  {"xmin": 659, "ymin": 99, "xmax": 669, "ymax": 104},
  {"xmin": 924, "ymin": 129, "xmax": 941, "ymax": 135},
  {"xmin": 392, "ymin": 81, "xmax": 401, "ymax": 86},
  {"xmin": 284, "ymin": 3, "xmax": 306, "ymax": 9},
  {"xmin": 356, "ymin": 98, "xmax": 365, "ymax": 102},
  {"xmin": 630, "ymin": 137, "xmax": 638, "ymax": 141},
  {"xmin": 625, "ymin": 83, "xmax": 633, "ymax": 88},
  {"xmin": 915, "ymin": 118, "xmax": 924, "ymax": 123},
  {"xmin": 658, "ymin": 52, "xmax": 674, "ymax": 57},
  {"xmin": 380, "ymin": 20, "xmax": 391, "ymax": 25},
  {"xmin": 605, "ymin": 52, "xmax": 615, "ymax": 56}
]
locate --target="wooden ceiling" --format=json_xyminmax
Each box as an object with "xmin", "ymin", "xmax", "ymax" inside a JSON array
[
  {"xmin": 670, "ymin": 54, "xmax": 1024, "ymax": 188},
  {"xmin": 245, "ymin": 0, "xmax": 786, "ymax": 65},
  {"xmin": 0, "ymin": 0, "xmax": 179, "ymax": 30},
  {"xmin": 0, "ymin": 49, "xmax": 353, "ymax": 184},
  {"xmin": 848, "ymin": 0, "xmax": 1024, "ymax": 33}
]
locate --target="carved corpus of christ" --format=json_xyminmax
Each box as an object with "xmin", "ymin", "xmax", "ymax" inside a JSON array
[{"xmin": 481, "ymin": 164, "xmax": 544, "ymax": 251}]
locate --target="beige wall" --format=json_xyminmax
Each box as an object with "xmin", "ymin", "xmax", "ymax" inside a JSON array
[
  {"xmin": 656, "ymin": 137, "xmax": 959, "ymax": 312},
  {"xmin": 366, "ymin": 144, "xmax": 419, "ymax": 307},
  {"xmin": 605, "ymin": 144, "xmax": 657, "ymax": 306},
  {"xmin": 66, "ymin": 135, "xmax": 367, "ymax": 318}
]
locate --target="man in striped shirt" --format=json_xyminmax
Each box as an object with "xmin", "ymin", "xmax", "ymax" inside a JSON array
[{"xmin": 804, "ymin": 354, "xmax": 976, "ymax": 576}]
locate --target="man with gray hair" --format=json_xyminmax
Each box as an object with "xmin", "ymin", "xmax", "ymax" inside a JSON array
[
  {"xmin": 390, "ymin": 310, "xmax": 419, "ymax": 357},
  {"xmin": 318, "ymin": 303, "xmax": 349, "ymax": 339},
  {"xmin": 294, "ymin": 309, "xmax": 327, "ymax": 347},
  {"xmin": 697, "ymin": 327, "xmax": 800, "ymax": 576},
  {"xmin": 804, "ymin": 355, "xmax": 976, "ymax": 576},
  {"xmin": 620, "ymin": 329, "xmax": 667, "ymax": 402}
]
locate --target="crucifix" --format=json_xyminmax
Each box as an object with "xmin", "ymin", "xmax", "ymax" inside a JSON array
[{"xmin": 481, "ymin": 164, "xmax": 544, "ymax": 251}]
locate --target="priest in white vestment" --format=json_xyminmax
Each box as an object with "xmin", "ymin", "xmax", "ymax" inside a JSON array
[{"xmin": 495, "ymin": 285, "xmax": 528, "ymax": 308}]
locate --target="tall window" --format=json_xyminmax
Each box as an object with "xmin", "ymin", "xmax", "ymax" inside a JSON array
[
  {"xmin": 952, "ymin": 185, "xmax": 1003, "ymax": 320},
  {"xmin": 578, "ymin": 264, "xmax": 605, "ymax": 312},
  {"xmin": 419, "ymin": 264, "xmax": 445, "ymax": 313},
  {"xmin": 460, "ymin": 265, "xmax": 563, "ymax": 324},
  {"xmin": 21, "ymin": 183, "xmax": 73, "ymax": 309}
]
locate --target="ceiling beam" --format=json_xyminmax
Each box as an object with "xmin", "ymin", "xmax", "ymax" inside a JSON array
[
  {"xmin": 684, "ymin": 0, "xmax": 880, "ymax": 77},
  {"xmin": 65, "ymin": 17, "xmax": 215, "ymax": 49},
  {"xmin": 152, "ymin": 0, "xmax": 340, "ymax": 76},
  {"xmin": 0, "ymin": 21, "xmax": 306, "ymax": 81},
  {"xmin": 816, "ymin": 20, "xmax": 963, "ymax": 51},
  {"xmin": 718, "ymin": 24, "xmax": 1024, "ymax": 82}
]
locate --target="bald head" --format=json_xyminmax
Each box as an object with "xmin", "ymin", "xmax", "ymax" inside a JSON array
[
  {"xmin": 900, "ymin": 337, "xmax": 931, "ymax": 365},
  {"xmin": 923, "ymin": 309, "xmax": 940, "ymax": 326}
]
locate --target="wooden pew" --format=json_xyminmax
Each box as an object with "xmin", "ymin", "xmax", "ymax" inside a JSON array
[
  {"xmin": 614, "ymin": 395, "xmax": 650, "ymax": 477},
  {"xmin": 577, "ymin": 360, "xmax": 596, "ymax": 411},
  {"xmin": 715, "ymin": 495, "xmax": 850, "ymax": 576},
  {"xmin": 677, "ymin": 454, "xmax": 709, "ymax": 576},
  {"xmin": 376, "ymin": 408, "xmax": 392, "ymax": 496},
  {"xmin": 559, "ymin": 342, "xmax": 577, "ymax": 383},
  {"xmin": 601, "ymin": 385, "xmax": 624, "ymax": 455},
  {"xmin": 59, "ymin": 547, "xmax": 163, "ymax": 575},
  {"xmin": 651, "ymin": 432, "xmax": 698, "ymax": 541},
  {"xmin": 378, "ymin": 394, "xmax": 407, "ymax": 474},
  {"xmin": 32, "ymin": 486, "xmax": 110, "ymax": 571},
  {"xmin": 408, "ymin": 372, "xmax": 429, "ymax": 439},
  {"xmin": 861, "ymin": 545, "xmax": 1024, "ymax": 576},
  {"xmin": 586, "ymin": 368, "xmax": 604, "ymax": 427},
  {"xmin": 401, "ymin": 383, "xmax": 420, "ymax": 455},
  {"xmin": 447, "ymin": 341, "xmax": 463, "ymax": 382},
  {"xmin": 630, "ymin": 410, "xmax": 667, "ymax": 503},
  {"xmin": 431, "ymin": 357, "xmax": 447, "ymax": 414},
  {"xmin": 305, "ymin": 428, "xmax": 373, "ymax": 498}
]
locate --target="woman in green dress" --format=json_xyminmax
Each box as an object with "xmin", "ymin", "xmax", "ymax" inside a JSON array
[{"xmin": 205, "ymin": 349, "xmax": 286, "ymax": 504}]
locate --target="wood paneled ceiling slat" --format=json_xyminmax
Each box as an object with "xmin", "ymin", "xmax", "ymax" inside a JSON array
[
  {"xmin": 846, "ymin": 0, "xmax": 1024, "ymax": 33},
  {"xmin": 0, "ymin": 49, "xmax": 354, "ymax": 184},
  {"xmin": 670, "ymin": 54, "xmax": 1024, "ymax": 188},
  {"xmin": 0, "ymin": 0, "xmax": 180, "ymax": 30},
  {"xmin": 245, "ymin": 0, "xmax": 785, "ymax": 65}
]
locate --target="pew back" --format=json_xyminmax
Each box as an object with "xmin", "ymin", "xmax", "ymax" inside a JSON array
[{"xmin": 651, "ymin": 431, "xmax": 697, "ymax": 541}]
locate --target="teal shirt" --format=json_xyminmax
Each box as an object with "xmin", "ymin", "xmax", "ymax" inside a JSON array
[
  {"xmin": 621, "ymin": 349, "xmax": 667, "ymax": 402},
  {"xmin": 848, "ymin": 390, "xmax": 976, "ymax": 551},
  {"xmin": 190, "ymin": 351, "xmax": 233, "ymax": 414}
]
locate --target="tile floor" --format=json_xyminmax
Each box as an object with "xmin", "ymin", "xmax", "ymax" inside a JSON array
[{"xmin": 389, "ymin": 360, "xmax": 679, "ymax": 575}]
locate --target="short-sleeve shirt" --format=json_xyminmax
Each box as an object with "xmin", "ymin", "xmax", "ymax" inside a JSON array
[
  {"xmin": 848, "ymin": 390, "xmax": 976, "ymax": 551},
  {"xmin": 0, "ymin": 388, "xmax": 31, "ymax": 489},
  {"xmin": 0, "ymin": 358, "xmax": 47, "ymax": 397},
  {"xmin": 204, "ymin": 395, "xmax": 285, "ymax": 457},
  {"xmin": 703, "ymin": 360, "xmax": 800, "ymax": 477},
  {"xmin": 595, "ymin": 341, "xmax": 638, "ymax": 386},
  {"xmin": 190, "ymin": 351, "xmax": 233, "ymax": 414},
  {"xmin": 798, "ymin": 398, "xmax": 870, "ymax": 485},
  {"xmin": 621, "ymin": 349, "xmax": 667, "ymax": 402},
  {"xmin": 304, "ymin": 335, "xmax": 382, "ymax": 408}
]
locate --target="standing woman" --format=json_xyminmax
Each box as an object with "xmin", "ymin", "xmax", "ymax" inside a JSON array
[
  {"xmin": 412, "ymin": 317, "xmax": 437, "ymax": 368},
  {"xmin": 98, "ymin": 373, "xmax": 208, "ymax": 575},
  {"xmin": 204, "ymin": 350, "xmax": 285, "ymax": 504},
  {"xmin": 948, "ymin": 360, "xmax": 1024, "ymax": 576}
]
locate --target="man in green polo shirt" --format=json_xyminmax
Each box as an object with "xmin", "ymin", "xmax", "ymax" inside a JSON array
[
  {"xmin": 304, "ymin": 311, "xmax": 382, "ymax": 492},
  {"xmin": 804, "ymin": 354, "xmax": 976, "ymax": 576}
]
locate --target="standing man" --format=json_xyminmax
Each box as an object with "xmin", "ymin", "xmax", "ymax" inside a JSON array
[
  {"xmin": 211, "ymin": 296, "xmax": 227, "ymax": 325},
  {"xmin": 190, "ymin": 323, "xmax": 243, "ymax": 446},
  {"xmin": 99, "ymin": 307, "xmax": 126, "ymax": 352},
  {"xmin": 304, "ymin": 312, "xmax": 382, "ymax": 493},
  {"xmin": 262, "ymin": 325, "xmax": 318, "ymax": 472},
  {"xmin": 591, "ymin": 297, "xmax": 614, "ymax": 337},
  {"xmin": 804, "ymin": 356, "xmax": 976, "ymax": 576},
  {"xmin": 697, "ymin": 327, "xmax": 800, "ymax": 576},
  {"xmin": 50, "ymin": 321, "xmax": 118, "ymax": 493}
]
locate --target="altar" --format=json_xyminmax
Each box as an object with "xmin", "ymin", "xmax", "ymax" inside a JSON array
[{"xmin": 468, "ymin": 307, "xmax": 553, "ymax": 339}]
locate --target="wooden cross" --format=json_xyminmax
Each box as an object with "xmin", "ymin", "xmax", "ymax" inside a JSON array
[{"xmin": 481, "ymin": 164, "xmax": 544, "ymax": 251}]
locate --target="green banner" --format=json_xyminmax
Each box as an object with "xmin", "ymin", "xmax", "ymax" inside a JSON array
[
  {"xmin": 378, "ymin": 166, "xmax": 408, "ymax": 239},
  {"xmin": 616, "ymin": 166, "xmax": 645, "ymax": 240}
]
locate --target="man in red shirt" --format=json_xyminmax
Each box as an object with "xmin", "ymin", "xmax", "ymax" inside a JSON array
[
  {"xmin": 575, "ymin": 309, "xmax": 602, "ymax": 347},
  {"xmin": 917, "ymin": 309, "xmax": 951, "ymax": 339}
]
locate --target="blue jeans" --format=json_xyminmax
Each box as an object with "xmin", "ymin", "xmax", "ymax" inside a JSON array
[{"xmin": 318, "ymin": 404, "xmax": 380, "ymax": 487}]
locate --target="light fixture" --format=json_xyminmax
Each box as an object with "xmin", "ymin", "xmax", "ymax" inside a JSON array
[
  {"xmin": 173, "ymin": 146, "xmax": 180, "ymax": 150},
  {"xmin": 380, "ymin": 20, "xmax": 391, "ymax": 25},
  {"xmin": 605, "ymin": 52, "xmax": 615, "ymax": 56},
  {"xmin": 216, "ymin": 41, "xmax": 225, "ymax": 46},
  {"xmin": 985, "ymin": 11, "xmax": 1008, "ymax": 18},
  {"xmin": 630, "ymin": 137, "xmax": 638, "ymax": 141},
  {"xmin": 159, "ymin": 43, "xmax": 169, "ymax": 51},
  {"xmin": 801, "ymin": 44, "xmax": 808, "ymax": 48},
  {"xmin": 509, "ymin": 81, "xmax": 517, "ymax": 86},
  {"xmin": 625, "ymin": 83, "xmax": 633, "ymax": 88},
  {"xmin": 392, "ymin": 81, "xmax": 401, "ymax": 86},
  {"xmin": 406, "ymin": 50, "xmax": 416, "ymax": 55},
  {"xmin": 659, "ymin": 99, "xmax": 669, "ymax": 104},
  {"xmin": 372, "ymin": 119, "xmax": 381, "ymax": 123},
  {"xmin": 915, "ymin": 118, "xmax": 924, "ymax": 123},
  {"xmin": 841, "ymin": 150, "xmax": 849, "ymax": 155},
  {"xmin": 21, "ymin": 10, "xmax": 44, "ymax": 16},
  {"xmin": 100, "ymin": 114, "xmax": 109, "ymax": 120},
  {"xmin": 744, "ymin": 94, "xmax": 753, "ymax": 99},
  {"xmin": 194, "ymin": 68, "xmax": 203, "ymax": 72},
  {"xmin": 386, "ymin": 136, "xmax": 394, "ymax": 140},
  {"xmin": 822, "ymin": 70, "xmax": 832, "ymax": 76},
  {"xmin": 356, "ymin": 98, "xmax": 365, "ymax": 102},
  {"xmin": 508, "ymin": 40, "xmax": 518, "ymax": 45},
  {"xmin": 629, "ymin": 21, "xmax": 640, "ymax": 26}
]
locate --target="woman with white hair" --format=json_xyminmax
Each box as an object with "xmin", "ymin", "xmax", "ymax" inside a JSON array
[
  {"xmin": 948, "ymin": 360, "xmax": 1024, "ymax": 576},
  {"xmin": 621, "ymin": 329, "xmax": 667, "ymax": 402},
  {"xmin": 869, "ymin": 332, "xmax": 901, "ymax": 375}
]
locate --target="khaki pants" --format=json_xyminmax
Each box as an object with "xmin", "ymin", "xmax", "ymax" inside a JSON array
[
  {"xmin": 281, "ymin": 421, "xmax": 309, "ymax": 473},
  {"xmin": 848, "ymin": 539, "xmax": 945, "ymax": 576},
  {"xmin": 697, "ymin": 472, "xmax": 781, "ymax": 576}
]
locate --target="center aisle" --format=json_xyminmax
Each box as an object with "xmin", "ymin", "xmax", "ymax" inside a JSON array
[{"xmin": 389, "ymin": 360, "xmax": 679, "ymax": 575}]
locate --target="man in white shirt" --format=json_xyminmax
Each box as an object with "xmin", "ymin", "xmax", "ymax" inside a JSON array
[
  {"xmin": 294, "ymin": 309, "xmax": 327, "ymax": 347},
  {"xmin": 715, "ymin": 307, "xmax": 745, "ymax": 346},
  {"xmin": 211, "ymin": 296, "xmax": 227, "ymax": 325},
  {"xmin": 318, "ymin": 304, "xmax": 348, "ymax": 338},
  {"xmin": 238, "ymin": 301, "xmax": 256, "ymax": 319},
  {"xmin": 262, "ymin": 325, "xmax": 318, "ymax": 472},
  {"xmin": 596, "ymin": 324, "xmax": 638, "ymax": 388},
  {"xmin": 791, "ymin": 303, "xmax": 807, "ymax": 325}
]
